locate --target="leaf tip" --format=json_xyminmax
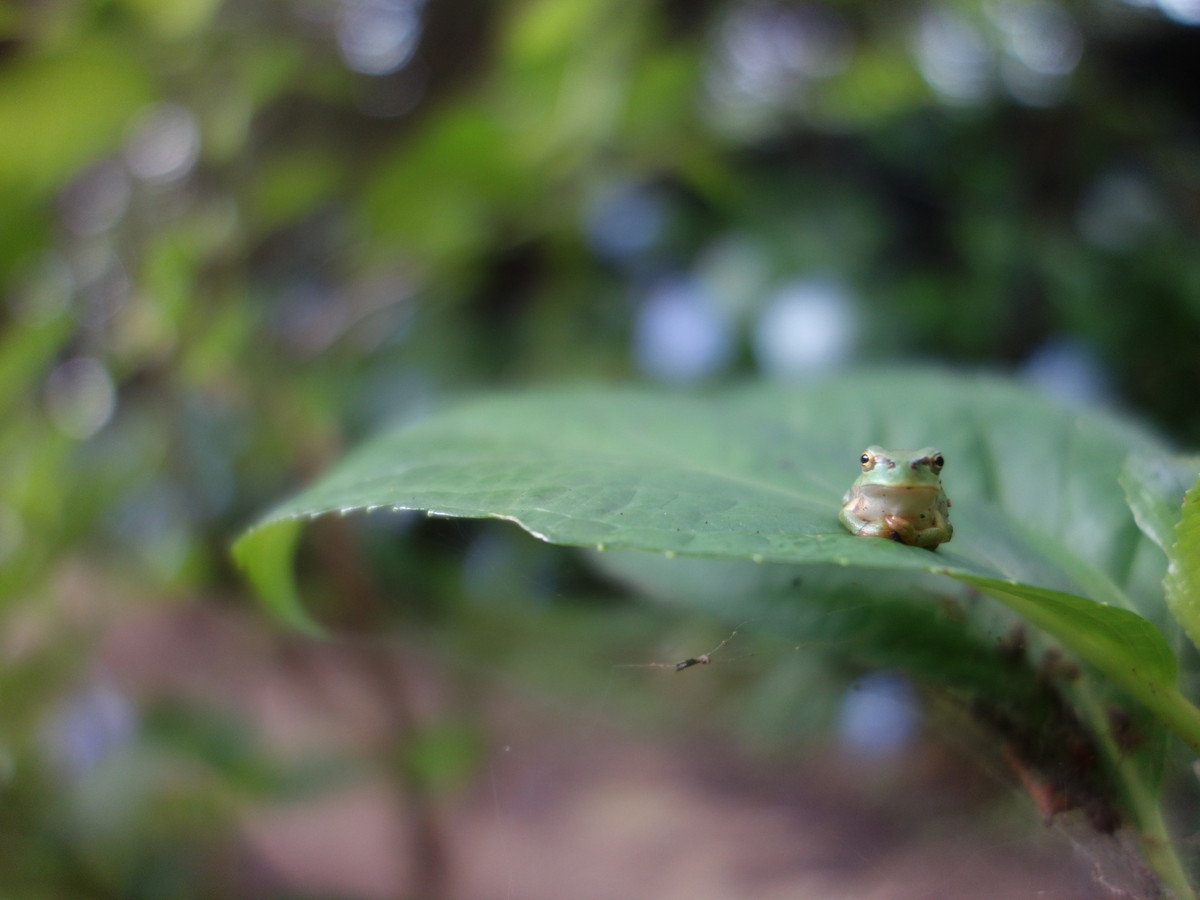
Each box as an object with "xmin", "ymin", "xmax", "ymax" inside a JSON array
[{"xmin": 231, "ymin": 518, "xmax": 326, "ymax": 638}]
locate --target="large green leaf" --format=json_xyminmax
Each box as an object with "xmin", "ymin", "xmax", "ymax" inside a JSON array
[{"xmin": 234, "ymin": 370, "xmax": 1200, "ymax": 748}]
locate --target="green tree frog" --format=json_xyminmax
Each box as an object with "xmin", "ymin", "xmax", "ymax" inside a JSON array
[{"xmin": 839, "ymin": 446, "xmax": 953, "ymax": 549}]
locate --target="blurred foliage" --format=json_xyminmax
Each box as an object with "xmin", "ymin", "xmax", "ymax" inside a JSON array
[{"xmin": 2, "ymin": 0, "xmax": 1200, "ymax": 895}]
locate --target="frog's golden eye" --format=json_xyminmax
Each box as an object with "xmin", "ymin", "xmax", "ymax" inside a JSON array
[
  {"xmin": 860, "ymin": 451, "xmax": 873, "ymax": 469},
  {"xmin": 931, "ymin": 453, "xmax": 945, "ymax": 471}
]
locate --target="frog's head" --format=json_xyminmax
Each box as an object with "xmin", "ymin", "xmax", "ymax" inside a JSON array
[{"xmin": 857, "ymin": 445, "xmax": 945, "ymax": 488}]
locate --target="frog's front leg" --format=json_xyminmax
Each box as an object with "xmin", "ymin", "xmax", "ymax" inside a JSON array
[
  {"xmin": 887, "ymin": 514, "xmax": 953, "ymax": 549},
  {"xmin": 882, "ymin": 514, "xmax": 920, "ymax": 545},
  {"xmin": 840, "ymin": 507, "xmax": 893, "ymax": 539},
  {"xmin": 840, "ymin": 491, "xmax": 893, "ymax": 538}
]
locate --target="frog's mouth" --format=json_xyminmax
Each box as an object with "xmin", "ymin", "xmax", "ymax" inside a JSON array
[{"xmin": 858, "ymin": 483, "xmax": 938, "ymax": 494}]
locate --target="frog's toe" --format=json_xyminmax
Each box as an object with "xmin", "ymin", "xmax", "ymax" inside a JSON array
[{"xmin": 883, "ymin": 516, "xmax": 917, "ymax": 543}]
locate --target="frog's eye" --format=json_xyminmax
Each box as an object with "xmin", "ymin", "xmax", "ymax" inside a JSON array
[
  {"xmin": 859, "ymin": 452, "xmax": 873, "ymax": 469},
  {"xmin": 931, "ymin": 453, "xmax": 945, "ymax": 471}
]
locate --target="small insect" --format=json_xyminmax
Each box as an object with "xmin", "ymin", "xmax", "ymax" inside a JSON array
[
  {"xmin": 672, "ymin": 650, "xmax": 717, "ymax": 671},
  {"xmin": 624, "ymin": 630, "xmax": 739, "ymax": 672}
]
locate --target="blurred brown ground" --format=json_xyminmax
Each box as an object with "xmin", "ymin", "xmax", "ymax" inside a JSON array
[{"xmin": 98, "ymin": 600, "xmax": 1110, "ymax": 900}]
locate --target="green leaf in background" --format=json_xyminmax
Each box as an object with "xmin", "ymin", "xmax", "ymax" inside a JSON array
[
  {"xmin": 117, "ymin": 0, "xmax": 223, "ymax": 39},
  {"xmin": 1121, "ymin": 455, "xmax": 1196, "ymax": 556},
  {"xmin": 1166, "ymin": 475, "xmax": 1200, "ymax": 656},
  {"xmin": 951, "ymin": 575, "xmax": 1200, "ymax": 759},
  {"xmin": 230, "ymin": 518, "xmax": 320, "ymax": 637},
  {"xmin": 234, "ymin": 370, "xmax": 1200, "ymax": 748},
  {"xmin": 0, "ymin": 40, "xmax": 153, "ymax": 195},
  {"xmin": 0, "ymin": 312, "xmax": 74, "ymax": 416}
]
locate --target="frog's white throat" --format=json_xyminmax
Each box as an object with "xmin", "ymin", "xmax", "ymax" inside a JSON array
[{"xmin": 855, "ymin": 482, "xmax": 940, "ymax": 518}]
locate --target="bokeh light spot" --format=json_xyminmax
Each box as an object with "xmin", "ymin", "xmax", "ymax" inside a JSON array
[
  {"xmin": 44, "ymin": 357, "xmax": 117, "ymax": 440},
  {"xmin": 42, "ymin": 681, "xmax": 137, "ymax": 778},
  {"xmin": 838, "ymin": 670, "xmax": 921, "ymax": 757},
  {"xmin": 1021, "ymin": 337, "xmax": 1114, "ymax": 406},
  {"xmin": 59, "ymin": 160, "xmax": 132, "ymax": 237},
  {"xmin": 124, "ymin": 102, "xmax": 201, "ymax": 183},
  {"xmin": 753, "ymin": 277, "xmax": 857, "ymax": 378},
  {"xmin": 913, "ymin": 7, "xmax": 993, "ymax": 104},
  {"xmin": 633, "ymin": 277, "xmax": 734, "ymax": 383},
  {"xmin": 1157, "ymin": 0, "xmax": 1200, "ymax": 25},
  {"xmin": 583, "ymin": 181, "xmax": 667, "ymax": 263},
  {"xmin": 989, "ymin": 0, "xmax": 1082, "ymax": 76},
  {"xmin": 337, "ymin": 0, "xmax": 424, "ymax": 76},
  {"xmin": 989, "ymin": 0, "xmax": 1082, "ymax": 106}
]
